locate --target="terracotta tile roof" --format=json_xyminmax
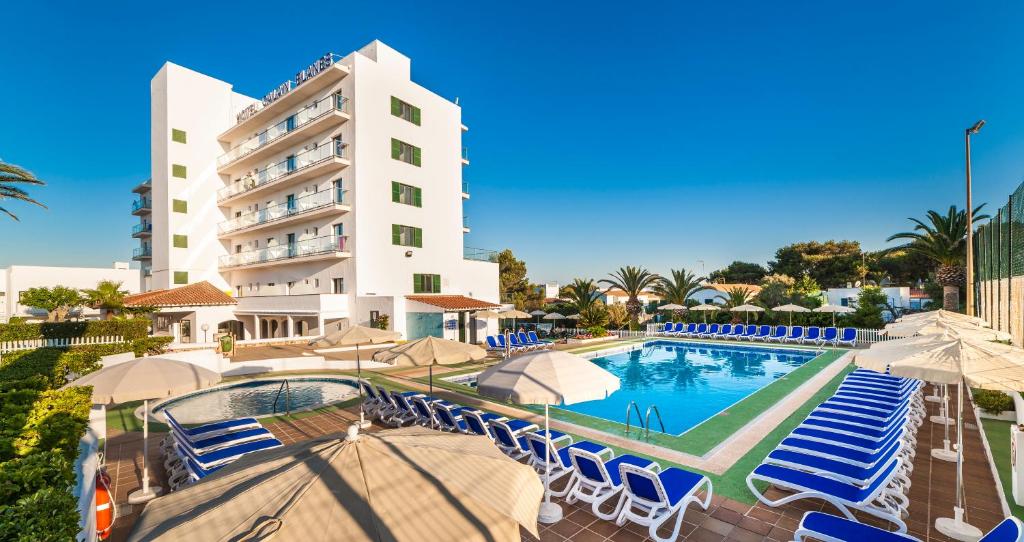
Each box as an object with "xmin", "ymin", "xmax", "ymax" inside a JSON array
[
  {"xmin": 405, "ymin": 295, "xmax": 499, "ymax": 311},
  {"xmin": 703, "ymin": 283, "xmax": 763, "ymax": 294},
  {"xmin": 123, "ymin": 281, "xmax": 237, "ymax": 308}
]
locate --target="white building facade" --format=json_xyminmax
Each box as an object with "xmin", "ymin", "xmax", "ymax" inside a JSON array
[
  {"xmin": 133, "ymin": 41, "xmax": 499, "ymax": 343},
  {"xmin": 0, "ymin": 263, "xmax": 140, "ymax": 322}
]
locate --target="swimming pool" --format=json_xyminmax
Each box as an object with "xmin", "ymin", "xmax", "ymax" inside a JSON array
[
  {"xmin": 152, "ymin": 377, "xmax": 359, "ymax": 424},
  {"xmin": 446, "ymin": 341, "xmax": 820, "ymax": 435}
]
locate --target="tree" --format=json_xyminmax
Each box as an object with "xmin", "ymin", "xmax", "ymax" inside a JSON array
[
  {"xmin": 599, "ymin": 266, "xmax": 661, "ymax": 323},
  {"xmin": 769, "ymin": 241, "xmax": 865, "ymax": 288},
  {"xmin": 606, "ymin": 303, "xmax": 629, "ymax": 329},
  {"xmin": 886, "ymin": 204, "xmax": 989, "ymax": 311},
  {"xmin": 0, "ymin": 162, "xmax": 46, "ymax": 221},
  {"xmin": 755, "ymin": 274, "xmax": 795, "ymax": 308},
  {"xmin": 564, "ymin": 278, "xmax": 602, "ymax": 313},
  {"xmin": 848, "ymin": 286, "xmax": 887, "ymax": 329},
  {"xmin": 651, "ymin": 268, "xmax": 704, "ymax": 306},
  {"xmin": 865, "ymin": 248, "xmax": 934, "ymax": 286},
  {"xmin": 496, "ymin": 249, "xmax": 544, "ymax": 310},
  {"xmin": 708, "ymin": 261, "xmax": 768, "ymax": 284},
  {"xmin": 81, "ymin": 280, "xmax": 129, "ymax": 319},
  {"xmin": 720, "ymin": 286, "xmax": 755, "ymax": 308},
  {"xmin": 578, "ymin": 301, "xmax": 610, "ymax": 329},
  {"xmin": 19, "ymin": 286, "xmax": 83, "ymax": 322}
]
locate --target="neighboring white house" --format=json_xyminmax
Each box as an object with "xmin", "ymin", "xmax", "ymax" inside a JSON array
[
  {"xmin": 826, "ymin": 286, "xmax": 933, "ymax": 312},
  {"xmin": 535, "ymin": 281, "xmax": 560, "ymax": 302},
  {"xmin": 601, "ymin": 289, "xmax": 663, "ymax": 306},
  {"xmin": 132, "ymin": 40, "xmax": 499, "ymax": 344},
  {"xmin": 0, "ymin": 263, "xmax": 141, "ymax": 322},
  {"xmin": 687, "ymin": 283, "xmax": 762, "ymax": 305}
]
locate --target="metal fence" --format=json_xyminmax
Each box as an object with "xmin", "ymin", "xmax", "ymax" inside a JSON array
[{"xmin": 974, "ymin": 181, "xmax": 1024, "ymax": 346}]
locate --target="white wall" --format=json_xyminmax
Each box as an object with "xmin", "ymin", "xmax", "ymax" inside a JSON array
[
  {"xmin": 1, "ymin": 264, "xmax": 141, "ymax": 321},
  {"xmin": 826, "ymin": 287, "xmax": 910, "ymax": 309}
]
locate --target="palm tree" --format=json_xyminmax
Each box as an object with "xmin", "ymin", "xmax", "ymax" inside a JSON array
[
  {"xmin": 599, "ymin": 266, "xmax": 661, "ymax": 323},
  {"xmin": 720, "ymin": 286, "xmax": 755, "ymax": 308},
  {"xmin": 651, "ymin": 268, "xmax": 704, "ymax": 306},
  {"xmin": 564, "ymin": 278, "xmax": 602, "ymax": 313},
  {"xmin": 82, "ymin": 280, "xmax": 129, "ymax": 319},
  {"xmin": 0, "ymin": 162, "xmax": 46, "ymax": 221},
  {"xmin": 887, "ymin": 204, "xmax": 989, "ymax": 310}
]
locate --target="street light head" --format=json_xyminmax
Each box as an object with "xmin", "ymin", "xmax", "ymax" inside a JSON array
[{"xmin": 968, "ymin": 120, "xmax": 986, "ymax": 134}]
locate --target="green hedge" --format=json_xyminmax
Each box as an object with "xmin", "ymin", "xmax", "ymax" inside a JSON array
[
  {"xmin": 0, "ymin": 344, "xmax": 132, "ymax": 388},
  {"xmin": 0, "ymin": 319, "xmax": 150, "ymax": 341}
]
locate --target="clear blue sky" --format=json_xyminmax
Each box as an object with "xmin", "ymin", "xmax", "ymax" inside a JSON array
[{"xmin": 2, "ymin": 1, "xmax": 1023, "ymax": 285}]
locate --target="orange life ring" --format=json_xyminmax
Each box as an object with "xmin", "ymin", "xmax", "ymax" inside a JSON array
[{"xmin": 96, "ymin": 473, "xmax": 114, "ymax": 540}]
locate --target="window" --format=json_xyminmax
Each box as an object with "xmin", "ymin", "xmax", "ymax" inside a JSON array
[
  {"xmin": 391, "ymin": 182, "xmax": 422, "ymax": 207},
  {"xmin": 171, "ymin": 129, "xmax": 187, "ymax": 143},
  {"xmin": 173, "ymin": 271, "xmax": 188, "ymax": 285},
  {"xmin": 370, "ymin": 310, "xmax": 380, "ymax": 326},
  {"xmin": 413, "ymin": 274, "xmax": 441, "ymax": 294},
  {"xmin": 390, "ymin": 138, "xmax": 421, "ymax": 167},
  {"xmin": 172, "ymin": 234, "xmax": 188, "ymax": 248},
  {"xmin": 171, "ymin": 164, "xmax": 187, "ymax": 178},
  {"xmin": 236, "ymin": 285, "xmax": 242, "ymax": 297},
  {"xmin": 390, "ymin": 97, "xmax": 421, "ymax": 126},
  {"xmin": 392, "ymin": 224, "xmax": 422, "ymax": 247},
  {"xmin": 172, "ymin": 199, "xmax": 187, "ymax": 213},
  {"xmin": 332, "ymin": 277, "xmax": 344, "ymax": 294}
]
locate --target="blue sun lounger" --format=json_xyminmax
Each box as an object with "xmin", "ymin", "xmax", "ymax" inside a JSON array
[
  {"xmin": 801, "ymin": 327, "xmax": 821, "ymax": 344},
  {"xmin": 714, "ymin": 324, "xmax": 732, "ymax": 338},
  {"xmin": 527, "ymin": 331, "xmax": 553, "ymax": 348},
  {"xmin": 433, "ymin": 402, "xmax": 470, "ymax": 433},
  {"xmin": 488, "ymin": 418, "xmax": 559, "ymax": 460},
  {"xmin": 766, "ymin": 326, "xmax": 788, "ymax": 342},
  {"xmin": 523, "ymin": 433, "xmax": 609, "ymax": 497},
  {"xmin": 784, "ymin": 326, "xmax": 805, "ymax": 343},
  {"xmin": 618, "ymin": 463, "xmax": 714, "ymax": 542},
  {"xmin": 461, "ymin": 410, "xmax": 505, "ymax": 439},
  {"xmin": 748, "ymin": 324, "xmax": 771, "ymax": 341},
  {"xmin": 726, "ymin": 325, "xmax": 745, "ymax": 339},
  {"xmin": 162, "ymin": 410, "xmax": 261, "ymax": 439},
  {"xmin": 699, "ymin": 323, "xmax": 720, "ymax": 338},
  {"xmin": 795, "ymin": 513, "xmax": 1023, "ymax": 542},
  {"xmin": 766, "ymin": 434, "xmax": 908, "ymax": 487},
  {"xmin": 680, "ymin": 323, "xmax": 697, "ymax": 337},
  {"xmin": 485, "ymin": 335, "xmax": 506, "ymax": 353},
  {"xmin": 747, "ymin": 456, "xmax": 906, "ymax": 532},
  {"xmin": 565, "ymin": 447, "xmax": 659, "ymax": 521},
  {"xmin": 818, "ymin": 327, "xmax": 839, "ymax": 345},
  {"xmin": 173, "ymin": 432, "xmax": 284, "ymax": 471},
  {"xmin": 660, "ymin": 322, "xmax": 674, "ymax": 335},
  {"xmin": 838, "ymin": 327, "xmax": 857, "ymax": 347}
]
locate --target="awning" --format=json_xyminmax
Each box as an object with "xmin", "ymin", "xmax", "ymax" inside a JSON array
[{"xmin": 405, "ymin": 295, "xmax": 500, "ymax": 311}]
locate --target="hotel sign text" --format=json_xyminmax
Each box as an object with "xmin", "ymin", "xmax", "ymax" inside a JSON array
[{"xmin": 236, "ymin": 53, "xmax": 337, "ymax": 124}]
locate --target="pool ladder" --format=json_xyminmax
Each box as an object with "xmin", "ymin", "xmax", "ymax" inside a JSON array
[
  {"xmin": 272, "ymin": 380, "xmax": 291, "ymax": 416},
  {"xmin": 624, "ymin": 401, "xmax": 667, "ymax": 441}
]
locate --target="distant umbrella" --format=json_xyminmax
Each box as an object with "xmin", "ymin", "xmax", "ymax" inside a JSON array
[
  {"xmin": 474, "ymin": 310, "xmax": 500, "ymax": 319},
  {"xmin": 530, "ymin": 309, "xmax": 547, "ymax": 325},
  {"xmin": 730, "ymin": 304, "xmax": 764, "ymax": 324},
  {"xmin": 659, "ymin": 303, "xmax": 686, "ymax": 311},
  {"xmin": 813, "ymin": 304, "xmax": 855, "ymax": 326},
  {"xmin": 771, "ymin": 304, "xmax": 811, "ymax": 326},
  {"xmin": 372, "ymin": 336, "xmax": 486, "ymax": 397},
  {"xmin": 498, "ymin": 309, "xmax": 531, "ymax": 331},
  {"xmin": 689, "ymin": 304, "xmax": 722, "ymax": 323},
  {"xmin": 314, "ymin": 325, "xmax": 401, "ymax": 427}
]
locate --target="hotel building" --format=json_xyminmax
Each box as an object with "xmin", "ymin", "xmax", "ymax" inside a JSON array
[{"xmin": 130, "ymin": 40, "xmax": 499, "ymax": 344}]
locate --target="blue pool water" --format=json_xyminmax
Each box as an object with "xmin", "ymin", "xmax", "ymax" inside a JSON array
[
  {"xmin": 152, "ymin": 377, "xmax": 359, "ymax": 424},
  {"xmin": 561, "ymin": 341, "xmax": 819, "ymax": 434}
]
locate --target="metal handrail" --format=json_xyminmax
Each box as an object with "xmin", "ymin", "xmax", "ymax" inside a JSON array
[
  {"xmin": 624, "ymin": 401, "xmax": 645, "ymax": 435},
  {"xmin": 272, "ymin": 380, "xmax": 291, "ymax": 415},
  {"xmin": 644, "ymin": 405, "xmax": 666, "ymax": 440}
]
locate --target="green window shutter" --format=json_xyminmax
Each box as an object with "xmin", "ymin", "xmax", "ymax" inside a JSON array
[
  {"xmin": 413, "ymin": 274, "xmax": 423, "ymax": 293},
  {"xmin": 172, "ymin": 164, "xmax": 187, "ymax": 178},
  {"xmin": 391, "ymin": 181, "xmax": 401, "ymax": 203},
  {"xmin": 173, "ymin": 271, "xmax": 188, "ymax": 285},
  {"xmin": 171, "ymin": 129, "xmax": 187, "ymax": 143},
  {"xmin": 173, "ymin": 235, "xmax": 188, "ymax": 248},
  {"xmin": 413, "ymin": 187, "xmax": 422, "ymax": 207},
  {"xmin": 412, "ymin": 146, "xmax": 421, "ymax": 167},
  {"xmin": 391, "ymin": 96, "xmax": 402, "ymax": 117},
  {"xmin": 411, "ymin": 106, "xmax": 421, "ymax": 126},
  {"xmin": 432, "ymin": 275, "xmax": 441, "ymax": 293},
  {"xmin": 391, "ymin": 139, "xmax": 401, "ymax": 160},
  {"xmin": 172, "ymin": 199, "xmax": 188, "ymax": 213},
  {"xmin": 413, "ymin": 227, "xmax": 423, "ymax": 248},
  {"xmin": 392, "ymin": 224, "xmax": 401, "ymax": 245}
]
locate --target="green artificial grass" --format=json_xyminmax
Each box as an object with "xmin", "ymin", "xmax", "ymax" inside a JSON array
[{"xmin": 979, "ymin": 418, "xmax": 1024, "ymax": 519}]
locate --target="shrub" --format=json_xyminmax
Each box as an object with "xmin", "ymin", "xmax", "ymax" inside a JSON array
[
  {"xmin": 0, "ymin": 344, "xmax": 133, "ymax": 388},
  {"xmin": 974, "ymin": 389, "xmax": 1015, "ymax": 415},
  {"xmin": 0, "ymin": 319, "xmax": 150, "ymax": 342},
  {"xmin": 586, "ymin": 326, "xmax": 609, "ymax": 338},
  {"xmin": 0, "ymin": 451, "xmax": 73, "ymax": 506},
  {"xmin": 131, "ymin": 336, "xmax": 173, "ymax": 356},
  {"xmin": 0, "ymin": 485, "xmax": 82, "ymax": 542}
]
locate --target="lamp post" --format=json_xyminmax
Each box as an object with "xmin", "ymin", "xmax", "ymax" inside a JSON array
[{"xmin": 965, "ymin": 120, "xmax": 984, "ymax": 316}]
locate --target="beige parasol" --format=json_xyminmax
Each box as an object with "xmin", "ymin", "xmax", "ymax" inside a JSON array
[
  {"xmin": 126, "ymin": 426, "xmax": 544, "ymax": 542},
  {"xmin": 884, "ymin": 319, "xmax": 1010, "ymax": 341},
  {"xmin": 372, "ymin": 336, "xmax": 486, "ymax": 395},
  {"xmin": 65, "ymin": 357, "xmax": 222, "ymax": 503},
  {"xmin": 730, "ymin": 304, "xmax": 764, "ymax": 325},
  {"xmin": 476, "ymin": 350, "xmax": 619, "ymax": 524},
  {"xmin": 813, "ymin": 304, "xmax": 856, "ymax": 326},
  {"xmin": 689, "ymin": 304, "xmax": 721, "ymax": 323},
  {"xmin": 314, "ymin": 325, "xmax": 401, "ymax": 427},
  {"xmin": 897, "ymin": 309, "xmax": 989, "ymax": 327},
  {"xmin": 771, "ymin": 303, "xmax": 810, "ymax": 326}
]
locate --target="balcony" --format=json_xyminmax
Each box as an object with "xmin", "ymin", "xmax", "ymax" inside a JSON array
[
  {"xmin": 132, "ymin": 246, "xmax": 152, "ymax": 260},
  {"xmin": 461, "ymin": 180, "xmax": 469, "ymax": 199},
  {"xmin": 132, "ymin": 178, "xmax": 152, "ymax": 194},
  {"xmin": 461, "ymin": 147, "xmax": 470, "ymax": 165},
  {"xmin": 235, "ymin": 293, "xmax": 348, "ymax": 318},
  {"xmin": 218, "ymin": 188, "xmax": 349, "ymax": 236},
  {"xmin": 462, "ymin": 216, "xmax": 470, "ymax": 233},
  {"xmin": 219, "ymin": 56, "xmax": 349, "ymax": 143},
  {"xmin": 219, "ymin": 234, "xmax": 350, "ymax": 270},
  {"xmin": 132, "ymin": 222, "xmax": 152, "ymax": 238},
  {"xmin": 217, "ymin": 141, "xmax": 349, "ymax": 204},
  {"xmin": 132, "ymin": 197, "xmax": 152, "ymax": 215},
  {"xmin": 217, "ymin": 94, "xmax": 350, "ymax": 174},
  {"xmin": 464, "ymin": 247, "xmax": 498, "ymax": 263}
]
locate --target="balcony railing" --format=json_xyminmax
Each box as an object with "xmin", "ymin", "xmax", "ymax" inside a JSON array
[
  {"xmin": 219, "ymin": 188, "xmax": 347, "ymax": 234},
  {"xmin": 464, "ymin": 247, "xmax": 498, "ymax": 262},
  {"xmin": 462, "ymin": 180, "xmax": 469, "ymax": 194},
  {"xmin": 219, "ymin": 234, "xmax": 349, "ymax": 268},
  {"xmin": 132, "ymin": 223, "xmax": 152, "ymax": 236},
  {"xmin": 462, "ymin": 147, "xmax": 469, "ymax": 162},
  {"xmin": 132, "ymin": 246, "xmax": 152, "ymax": 258},
  {"xmin": 217, "ymin": 140, "xmax": 347, "ymax": 201},
  {"xmin": 132, "ymin": 197, "xmax": 151, "ymax": 213},
  {"xmin": 218, "ymin": 94, "xmax": 349, "ymax": 168}
]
